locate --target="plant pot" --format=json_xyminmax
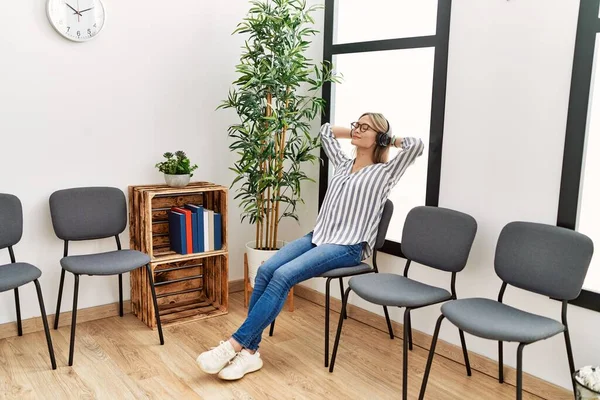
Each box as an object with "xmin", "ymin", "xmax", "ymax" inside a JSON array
[
  {"xmin": 245, "ymin": 240, "xmax": 286, "ymax": 288},
  {"xmin": 164, "ymin": 173, "xmax": 190, "ymax": 188}
]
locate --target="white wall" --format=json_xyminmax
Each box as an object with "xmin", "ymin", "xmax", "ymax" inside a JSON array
[
  {"xmin": 303, "ymin": 0, "xmax": 600, "ymax": 390},
  {"xmin": 0, "ymin": 1, "xmax": 260, "ymax": 324}
]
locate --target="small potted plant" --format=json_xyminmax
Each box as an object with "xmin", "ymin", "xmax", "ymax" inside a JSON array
[{"xmin": 155, "ymin": 151, "xmax": 198, "ymax": 187}]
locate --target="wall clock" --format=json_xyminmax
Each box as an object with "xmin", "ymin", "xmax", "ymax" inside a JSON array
[{"xmin": 46, "ymin": 0, "xmax": 106, "ymax": 42}]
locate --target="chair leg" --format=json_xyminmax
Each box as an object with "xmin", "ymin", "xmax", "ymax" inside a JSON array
[
  {"xmin": 564, "ymin": 328, "xmax": 577, "ymax": 396},
  {"xmin": 325, "ymin": 277, "xmax": 332, "ymax": 368},
  {"xmin": 54, "ymin": 269, "xmax": 66, "ymax": 329},
  {"xmin": 34, "ymin": 280, "xmax": 57, "ymax": 370},
  {"xmin": 418, "ymin": 314, "xmax": 445, "ymax": 400},
  {"xmin": 499, "ymin": 341, "xmax": 504, "ymax": 383},
  {"xmin": 146, "ymin": 264, "xmax": 164, "ymax": 345},
  {"xmin": 403, "ymin": 308, "xmax": 411, "ymax": 400},
  {"xmin": 269, "ymin": 320, "xmax": 275, "ymax": 336},
  {"xmin": 407, "ymin": 311, "xmax": 412, "ymax": 350},
  {"xmin": 383, "ymin": 306, "xmax": 395, "ymax": 340},
  {"xmin": 118, "ymin": 273, "xmax": 124, "ymax": 317},
  {"xmin": 329, "ymin": 286, "xmax": 352, "ymax": 373},
  {"xmin": 516, "ymin": 343, "xmax": 526, "ymax": 400},
  {"xmin": 458, "ymin": 329, "xmax": 472, "ymax": 376},
  {"xmin": 68, "ymin": 274, "xmax": 80, "ymax": 366},
  {"xmin": 14, "ymin": 288, "xmax": 22, "ymax": 336},
  {"xmin": 338, "ymin": 278, "xmax": 347, "ymax": 319}
]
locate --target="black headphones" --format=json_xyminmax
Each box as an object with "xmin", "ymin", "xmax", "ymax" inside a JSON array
[{"xmin": 375, "ymin": 118, "xmax": 392, "ymax": 147}]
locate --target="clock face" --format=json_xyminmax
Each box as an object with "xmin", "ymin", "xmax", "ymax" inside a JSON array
[{"xmin": 46, "ymin": 0, "xmax": 106, "ymax": 42}]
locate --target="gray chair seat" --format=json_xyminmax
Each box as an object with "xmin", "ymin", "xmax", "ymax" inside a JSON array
[
  {"xmin": 349, "ymin": 273, "xmax": 452, "ymax": 308},
  {"xmin": 60, "ymin": 250, "xmax": 151, "ymax": 276},
  {"xmin": 0, "ymin": 263, "xmax": 42, "ymax": 292},
  {"xmin": 442, "ymin": 298, "xmax": 565, "ymax": 343},
  {"xmin": 320, "ymin": 263, "xmax": 372, "ymax": 278}
]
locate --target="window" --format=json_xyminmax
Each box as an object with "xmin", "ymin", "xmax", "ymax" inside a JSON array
[
  {"xmin": 557, "ymin": 0, "xmax": 600, "ymax": 312},
  {"xmin": 333, "ymin": 0, "xmax": 438, "ymax": 44},
  {"xmin": 319, "ymin": 0, "xmax": 451, "ymax": 256}
]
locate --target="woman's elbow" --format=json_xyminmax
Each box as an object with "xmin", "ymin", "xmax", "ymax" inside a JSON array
[{"xmin": 415, "ymin": 139, "xmax": 425, "ymax": 157}]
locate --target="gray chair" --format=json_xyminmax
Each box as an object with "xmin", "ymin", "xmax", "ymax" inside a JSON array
[
  {"xmin": 269, "ymin": 199, "xmax": 396, "ymax": 368},
  {"xmin": 419, "ymin": 222, "xmax": 594, "ymax": 400},
  {"xmin": 329, "ymin": 206, "xmax": 478, "ymax": 400},
  {"xmin": 0, "ymin": 193, "xmax": 56, "ymax": 369},
  {"xmin": 49, "ymin": 187, "xmax": 164, "ymax": 366}
]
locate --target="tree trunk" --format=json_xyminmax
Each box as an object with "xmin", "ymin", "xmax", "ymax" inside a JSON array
[{"xmin": 272, "ymin": 88, "xmax": 291, "ymax": 248}]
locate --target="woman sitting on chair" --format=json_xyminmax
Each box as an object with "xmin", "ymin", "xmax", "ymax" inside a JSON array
[{"xmin": 197, "ymin": 112, "xmax": 424, "ymax": 380}]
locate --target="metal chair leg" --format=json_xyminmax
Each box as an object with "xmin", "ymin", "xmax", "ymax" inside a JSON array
[
  {"xmin": 54, "ymin": 269, "xmax": 66, "ymax": 329},
  {"xmin": 146, "ymin": 264, "xmax": 164, "ymax": 345},
  {"xmin": 403, "ymin": 308, "xmax": 411, "ymax": 400},
  {"xmin": 499, "ymin": 341, "xmax": 504, "ymax": 383},
  {"xmin": 407, "ymin": 311, "xmax": 412, "ymax": 350},
  {"xmin": 516, "ymin": 343, "xmax": 525, "ymax": 400},
  {"xmin": 329, "ymin": 286, "xmax": 352, "ymax": 373},
  {"xmin": 14, "ymin": 288, "xmax": 22, "ymax": 336},
  {"xmin": 34, "ymin": 279, "xmax": 57, "ymax": 370},
  {"xmin": 459, "ymin": 329, "xmax": 471, "ymax": 376},
  {"xmin": 418, "ymin": 314, "xmax": 445, "ymax": 400},
  {"xmin": 68, "ymin": 274, "xmax": 80, "ymax": 366},
  {"xmin": 564, "ymin": 328, "xmax": 577, "ymax": 396},
  {"xmin": 338, "ymin": 278, "xmax": 347, "ymax": 319},
  {"xmin": 383, "ymin": 306, "xmax": 395, "ymax": 339},
  {"xmin": 118, "ymin": 273, "xmax": 124, "ymax": 317},
  {"xmin": 325, "ymin": 277, "xmax": 332, "ymax": 368},
  {"xmin": 269, "ymin": 320, "xmax": 275, "ymax": 336}
]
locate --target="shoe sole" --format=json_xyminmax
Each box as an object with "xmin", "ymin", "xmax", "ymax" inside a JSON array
[
  {"xmin": 218, "ymin": 363, "xmax": 263, "ymax": 381},
  {"xmin": 196, "ymin": 359, "xmax": 229, "ymax": 375}
]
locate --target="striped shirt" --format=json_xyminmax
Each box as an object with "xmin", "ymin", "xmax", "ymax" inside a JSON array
[{"xmin": 312, "ymin": 123, "xmax": 425, "ymax": 260}]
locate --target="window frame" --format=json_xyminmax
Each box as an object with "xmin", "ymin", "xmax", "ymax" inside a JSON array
[
  {"xmin": 318, "ymin": 0, "xmax": 452, "ymax": 258},
  {"xmin": 557, "ymin": 0, "xmax": 600, "ymax": 312}
]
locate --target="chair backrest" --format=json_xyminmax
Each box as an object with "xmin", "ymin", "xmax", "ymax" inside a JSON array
[
  {"xmin": 374, "ymin": 200, "xmax": 394, "ymax": 250},
  {"xmin": 0, "ymin": 193, "xmax": 23, "ymax": 249},
  {"xmin": 401, "ymin": 206, "xmax": 477, "ymax": 272},
  {"xmin": 495, "ymin": 221, "xmax": 594, "ymax": 301},
  {"xmin": 49, "ymin": 187, "xmax": 127, "ymax": 241}
]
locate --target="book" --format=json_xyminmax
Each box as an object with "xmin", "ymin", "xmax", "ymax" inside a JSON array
[
  {"xmin": 214, "ymin": 212, "xmax": 222, "ymax": 250},
  {"xmin": 168, "ymin": 210, "xmax": 187, "ymax": 254},
  {"xmin": 215, "ymin": 212, "xmax": 223, "ymax": 250},
  {"xmin": 184, "ymin": 204, "xmax": 204, "ymax": 252},
  {"xmin": 171, "ymin": 207, "xmax": 193, "ymax": 254},
  {"xmin": 207, "ymin": 209, "xmax": 214, "ymax": 251},
  {"xmin": 203, "ymin": 209, "xmax": 209, "ymax": 251}
]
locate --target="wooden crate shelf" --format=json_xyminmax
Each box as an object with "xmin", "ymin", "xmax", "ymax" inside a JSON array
[{"xmin": 128, "ymin": 182, "xmax": 229, "ymax": 328}]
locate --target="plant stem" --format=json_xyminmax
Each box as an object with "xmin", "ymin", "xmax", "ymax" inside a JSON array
[
  {"xmin": 265, "ymin": 91, "xmax": 273, "ymax": 250},
  {"xmin": 256, "ymin": 193, "xmax": 261, "ymax": 250},
  {"xmin": 273, "ymin": 88, "xmax": 291, "ymax": 248}
]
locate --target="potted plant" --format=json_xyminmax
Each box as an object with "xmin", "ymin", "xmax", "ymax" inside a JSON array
[
  {"xmin": 155, "ymin": 151, "xmax": 198, "ymax": 188},
  {"xmin": 219, "ymin": 0, "xmax": 340, "ymax": 289}
]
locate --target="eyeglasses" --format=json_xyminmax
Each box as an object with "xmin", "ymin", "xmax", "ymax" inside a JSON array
[{"xmin": 350, "ymin": 121, "xmax": 376, "ymax": 133}]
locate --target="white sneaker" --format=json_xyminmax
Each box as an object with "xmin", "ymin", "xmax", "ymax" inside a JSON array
[
  {"xmin": 217, "ymin": 349, "xmax": 263, "ymax": 380},
  {"xmin": 196, "ymin": 341, "xmax": 237, "ymax": 374}
]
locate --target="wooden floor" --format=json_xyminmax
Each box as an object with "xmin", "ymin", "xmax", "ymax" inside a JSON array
[{"xmin": 0, "ymin": 292, "xmax": 548, "ymax": 400}]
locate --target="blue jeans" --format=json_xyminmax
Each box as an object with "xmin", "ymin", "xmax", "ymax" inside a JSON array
[{"xmin": 232, "ymin": 232, "xmax": 363, "ymax": 350}]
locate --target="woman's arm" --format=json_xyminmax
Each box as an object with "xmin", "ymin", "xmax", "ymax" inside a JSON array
[
  {"xmin": 320, "ymin": 123, "xmax": 351, "ymax": 167},
  {"xmin": 331, "ymin": 126, "xmax": 352, "ymax": 139},
  {"xmin": 382, "ymin": 137, "xmax": 425, "ymax": 186}
]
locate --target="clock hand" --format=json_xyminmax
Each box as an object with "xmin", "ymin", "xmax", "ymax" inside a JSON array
[
  {"xmin": 79, "ymin": 7, "xmax": 94, "ymax": 14},
  {"xmin": 65, "ymin": 3, "xmax": 82, "ymax": 16}
]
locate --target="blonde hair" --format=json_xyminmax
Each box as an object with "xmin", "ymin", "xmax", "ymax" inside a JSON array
[{"xmin": 359, "ymin": 112, "xmax": 390, "ymax": 164}]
